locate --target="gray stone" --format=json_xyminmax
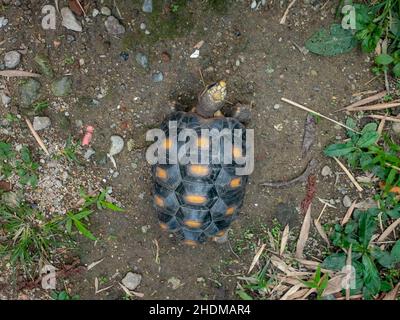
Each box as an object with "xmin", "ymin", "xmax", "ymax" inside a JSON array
[
  {"xmin": 135, "ymin": 52, "xmax": 149, "ymax": 69},
  {"xmin": 33, "ymin": 116, "xmax": 51, "ymax": 131},
  {"xmin": 273, "ymin": 104, "xmax": 280, "ymax": 110},
  {"xmin": 4, "ymin": 51, "xmax": 21, "ymax": 69},
  {"xmin": 101, "ymin": 7, "xmax": 111, "ymax": 16},
  {"xmin": 152, "ymin": 71, "xmax": 164, "ymax": 82},
  {"xmin": 61, "ymin": 7, "xmax": 82, "ymax": 32},
  {"xmin": 92, "ymin": 8, "xmax": 99, "ymax": 17},
  {"xmin": 20, "ymin": 78, "xmax": 41, "ymax": 106},
  {"xmin": 51, "ymin": 77, "xmax": 72, "ymax": 97},
  {"xmin": 321, "ymin": 166, "xmax": 332, "ymax": 177},
  {"xmin": 1, "ymin": 91, "xmax": 11, "ymax": 106},
  {"xmin": 0, "ymin": 16, "xmax": 8, "ymax": 28},
  {"xmin": 109, "ymin": 135, "xmax": 124, "ymax": 156},
  {"xmin": 342, "ymin": 195, "xmax": 352, "ymax": 208},
  {"xmin": 84, "ymin": 148, "xmax": 96, "ymax": 160},
  {"xmin": 142, "ymin": 0, "xmax": 153, "ymax": 13},
  {"xmin": 122, "ymin": 272, "xmax": 142, "ymax": 290},
  {"xmin": 105, "ymin": 16, "xmax": 125, "ymax": 35}
]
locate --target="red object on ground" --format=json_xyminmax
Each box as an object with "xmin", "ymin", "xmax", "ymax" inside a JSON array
[{"xmin": 82, "ymin": 125, "xmax": 94, "ymax": 146}]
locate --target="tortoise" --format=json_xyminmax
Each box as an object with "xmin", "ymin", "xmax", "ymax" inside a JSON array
[{"xmin": 150, "ymin": 81, "xmax": 252, "ymax": 245}]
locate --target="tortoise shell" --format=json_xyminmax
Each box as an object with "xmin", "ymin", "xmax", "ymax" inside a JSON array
[{"xmin": 151, "ymin": 111, "xmax": 249, "ymax": 245}]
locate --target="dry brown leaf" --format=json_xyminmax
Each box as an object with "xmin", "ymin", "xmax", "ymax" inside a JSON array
[
  {"xmin": 280, "ymin": 284, "xmax": 302, "ymax": 300},
  {"xmin": 341, "ymin": 91, "xmax": 386, "ymax": 111},
  {"xmin": 279, "ymin": 225, "xmax": 289, "ymax": 256},
  {"xmin": 377, "ymin": 218, "xmax": 400, "ymax": 242},
  {"xmin": 346, "ymin": 245, "xmax": 352, "ymax": 300},
  {"xmin": 383, "ymin": 282, "xmax": 400, "ymax": 300},
  {"xmin": 289, "ymin": 288, "xmax": 311, "ymax": 300},
  {"xmin": 87, "ymin": 258, "xmax": 104, "ymax": 271},
  {"xmin": 341, "ymin": 201, "xmax": 357, "ymax": 226},
  {"xmin": 0, "ymin": 70, "xmax": 41, "ymax": 77},
  {"xmin": 69, "ymin": 0, "xmax": 84, "ymax": 16},
  {"xmin": 322, "ymin": 274, "xmax": 346, "ymax": 296},
  {"xmin": 295, "ymin": 205, "xmax": 312, "ymax": 259},
  {"xmin": 248, "ymin": 244, "xmax": 266, "ymax": 274},
  {"xmin": 271, "ymin": 255, "xmax": 292, "ymax": 274},
  {"xmin": 314, "ymin": 219, "xmax": 330, "ymax": 246},
  {"xmin": 346, "ymin": 101, "xmax": 400, "ymax": 112},
  {"xmin": 368, "ymin": 114, "xmax": 400, "ymax": 123}
]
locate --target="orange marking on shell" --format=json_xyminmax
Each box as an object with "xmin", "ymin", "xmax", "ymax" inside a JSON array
[
  {"xmin": 189, "ymin": 165, "xmax": 209, "ymax": 176},
  {"xmin": 154, "ymin": 195, "xmax": 164, "ymax": 207},
  {"xmin": 163, "ymin": 138, "xmax": 173, "ymax": 149},
  {"xmin": 184, "ymin": 220, "xmax": 202, "ymax": 228},
  {"xmin": 226, "ymin": 207, "xmax": 235, "ymax": 216},
  {"xmin": 233, "ymin": 146, "xmax": 242, "ymax": 159},
  {"xmin": 159, "ymin": 223, "xmax": 168, "ymax": 230},
  {"xmin": 156, "ymin": 167, "xmax": 168, "ymax": 180},
  {"xmin": 197, "ymin": 137, "xmax": 209, "ymax": 149},
  {"xmin": 216, "ymin": 230, "xmax": 226, "ymax": 237},
  {"xmin": 230, "ymin": 177, "xmax": 241, "ymax": 188},
  {"xmin": 185, "ymin": 194, "xmax": 206, "ymax": 205},
  {"xmin": 183, "ymin": 239, "xmax": 198, "ymax": 247}
]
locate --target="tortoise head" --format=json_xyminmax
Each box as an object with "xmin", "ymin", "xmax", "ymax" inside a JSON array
[{"xmin": 195, "ymin": 80, "xmax": 226, "ymax": 118}]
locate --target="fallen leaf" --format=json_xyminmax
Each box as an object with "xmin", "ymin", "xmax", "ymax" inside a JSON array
[
  {"xmin": 279, "ymin": 225, "xmax": 289, "ymax": 256},
  {"xmin": 341, "ymin": 201, "xmax": 357, "ymax": 225},
  {"xmin": 69, "ymin": 0, "xmax": 84, "ymax": 16},
  {"xmin": 87, "ymin": 258, "xmax": 104, "ymax": 271},
  {"xmin": 295, "ymin": 205, "xmax": 312, "ymax": 259},
  {"xmin": 377, "ymin": 218, "xmax": 400, "ymax": 242},
  {"xmin": 314, "ymin": 219, "xmax": 330, "ymax": 246},
  {"xmin": 248, "ymin": 244, "xmax": 266, "ymax": 274},
  {"xmin": 0, "ymin": 70, "xmax": 41, "ymax": 77},
  {"xmin": 383, "ymin": 282, "xmax": 400, "ymax": 300}
]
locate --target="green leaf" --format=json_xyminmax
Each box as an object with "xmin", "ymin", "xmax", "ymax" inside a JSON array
[
  {"xmin": 391, "ymin": 240, "xmax": 400, "ymax": 263},
  {"xmin": 100, "ymin": 201, "xmax": 124, "ymax": 212},
  {"xmin": 358, "ymin": 212, "xmax": 376, "ymax": 248},
  {"xmin": 362, "ymin": 255, "xmax": 381, "ymax": 299},
  {"xmin": 375, "ymin": 54, "xmax": 394, "ymax": 65},
  {"xmin": 71, "ymin": 209, "xmax": 93, "ymax": 221},
  {"xmin": 305, "ymin": 24, "xmax": 357, "ymax": 56},
  {"xmin": 371, "ymin": 247, "xmax": 393, "ymax": 268},
  {"xmin": 357, "ymin": 131, "xmax": 379, "ymax": 148},
  {"xmin": 321, "ymin": 252, "xmax": 346, "ymax": 271},
  {"xmin": 361, "ymin": 122, "xmax": 378, "ymax": 134},
  {"xmin": 237, "ymin": 290, "xmax": 253, "ymax": 300},
  {"xmin": 324, "ymin": 143, "xmax": 356, "ymax": 157},
  {"xmin": 73, "ymin": 220, "xmax": 97, "ymax": 241},
  {"xmin": 393, "ymin": 63, "xmax": 400, "ymax": 77}
]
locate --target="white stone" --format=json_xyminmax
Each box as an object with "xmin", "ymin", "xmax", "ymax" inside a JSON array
[
  {"xmin": 109, "ymin": 135, "xmax": 124, "ymax": 156},
  {"xmin": 33, "ymin": 116, "xmax": 51, "ymax": 131},
  {"xmin": 4, "ymin": 51, "xmax": 21, "ymax": 69},
  {"xmin": 92, "ymin": 9, "xmax": 100, "ymax": 17},
  {"xmin": 61, "ymin": 7, "xmax": 82, "ymax": 32},
  {"xmin": 101, "ymin": 7, "xmax": 111, "ymax": 16},
  {"xmin": 321, "ymin": 166, "xmax": 332, "ymax": 177},
  {"xmin": 122, "ymin": 272, "xmax": 141, "ymax": 290},
  {"xmin": 342, "ymin": 195, "xmax": 352, "ymax": 208}
]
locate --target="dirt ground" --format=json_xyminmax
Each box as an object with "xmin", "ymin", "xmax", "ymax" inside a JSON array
[{"xmin": 0, "ymin": 0, "xmax": 382, "ymax": 300}]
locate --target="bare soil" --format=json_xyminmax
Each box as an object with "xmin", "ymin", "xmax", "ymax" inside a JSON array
[{"xmin": 0, "ymin": 0, "xmax": 381, "ymax": 300}]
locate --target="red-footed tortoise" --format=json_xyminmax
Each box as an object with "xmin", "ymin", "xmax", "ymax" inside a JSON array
[{"xmin": 150, "ymin": 81, "xmax": 251, "ymax": 245}]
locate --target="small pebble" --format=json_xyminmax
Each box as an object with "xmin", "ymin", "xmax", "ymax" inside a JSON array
[
  {"xmin": 92, "ymin": 8, "xmax": 99, "ymax": 17},
  {"xmin": 273, "ymin": 104, "xmax": 280, "ymax": 110},
  {"xmin": 142, "ymin": 0, "xmax": 153, "ymax": 13},
  {"xmin": 33, "ymin": 116, "xmax": 51, "ymax": 131},
  {"xmin": 101, "ymin": 7, "xmax": 111, "ymax": 16},
  {"xmin": 109, "ymin": 135, "xmax": 124, "ymax": 156},
  {"xmin": 0, "ymin": 16, "xmax": 9, "ymax": 28},
  {"xmin": 140, "ymin": 23, "xmax": 146, "ymax": 30},
  {"xmin": 104, "ymin": 16, "xmax": 125, "ymax": 35},
  {"xmin": 4, "ymin": 51, "xmax": 21, "ymax": 69},
  {"xmin": 152, "ymin": 71, "xmax": 164, "ymax": 82},
  {"xmin": 135, "ymin": 52, "xmax": 149, "ymax": 69},
  {"xmin": 119, "ymin": 52, "xmax": 129, "ymax": 61},
  {"xmin": 84, "ymin": 148, "xmax": 95, "ymax": 160},
  {"xmin": 342, "ymin": 195, "xmax": 352, "ymax": 208},
  {"xmin": 321, "ymin": 166, "xmax": 332, "ymax": 177},
  {"xmin": 122, "ymin": 272, "xmax": 142, "ymax": 290}
]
